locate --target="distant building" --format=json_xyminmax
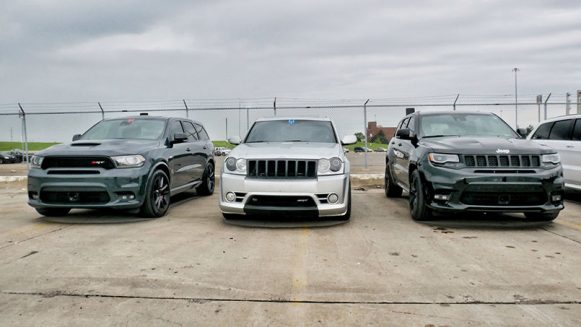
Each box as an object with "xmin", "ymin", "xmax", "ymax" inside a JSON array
[{"xmin": 367, "ymin": 121, "xmax": 396, "ymax": 142}]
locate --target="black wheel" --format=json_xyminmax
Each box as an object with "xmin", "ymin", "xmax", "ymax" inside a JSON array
[
  {"xmin": 36, "ymin": 207, "xmax": 71, "ymax": 217},
  {"xmin": 139, "ymin": 169, "xmax": 171, "ymax": 218},
  {"xmin": 385, "ymin": 164, "xmax": 403, "ymax": 198},
  {"xmin": 524, "ymin": 212, "xmax": 559, "ymax": 222},
  {"xmin": 409, "ymin": 170, "xmax": 432, "ymax": 221},
  {"xmin": 196, "ymin": 162, "xmax": 215, "ymax": 196}
]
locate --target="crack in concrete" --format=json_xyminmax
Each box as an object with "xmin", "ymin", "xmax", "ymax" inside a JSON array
[
  {"xmin": 2, "ymin": 290, "xmax": 580, "ymax": 306},
  {"xmin": 0, "ymin": 226, "xmax": 72, "ymax": 251},
  {"xmin": 541, "ymin": 227, "xmax": 581, "ymax": 245}
]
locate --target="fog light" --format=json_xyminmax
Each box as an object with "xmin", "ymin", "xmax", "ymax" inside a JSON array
[
  {"xmin": 225, "ymin": 192, "xmax": 236, "ymax": 202},
  {"xmin": 434, "ymin": 194, "xmax": 450, "ymax": 201},
  {"xmin": 551, "ymin": 194, "xmax": 562, "ymax": 202},
  {"xmin": 327, "ymin": 193, "xmax": 339, "ymax": 204}
]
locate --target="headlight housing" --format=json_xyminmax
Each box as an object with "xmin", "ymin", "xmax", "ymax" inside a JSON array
[
  {"xmin": 30, "ymin": 155, "xmax": 44, "ymax": 168},
  {"xmin": 112, "ymin": 155, "xmax": 146, "ymax": 168},
  {"xmin": 428, "ymin": 153, "xmax": 460, "ymax": 165},
  {"xmin": 542, "ymin": 153, "xmax": 561, "ymax": 165},
  {"xmin": 318, "ymin": 157, "xmax": 343, "ymax": 175},
  {"xmin": 224, "ymin": 157, "xmax": 246, "ymax": 175}
]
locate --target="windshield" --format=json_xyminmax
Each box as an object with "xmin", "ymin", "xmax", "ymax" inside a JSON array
[
  {"xmin": 81, "ymin": 118, "xmax": 167, "ymax": 140},
  {"xmin": 245, "ymin": 120, "xmax": 338, "ymax": 143},
  {"xmin": 420, "ymin": 114, "xmax": 517, "ymax": 138}
]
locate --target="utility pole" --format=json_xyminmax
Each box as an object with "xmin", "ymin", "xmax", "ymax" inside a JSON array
[
  {"xmin": 566, "ymin": 93, "xmax": 571, "ymax": 115},
  {"xmin": 10, "ymin": 127, "xmax": 13, "ymax": 142},
  {"xmin": 238, "ymin": 100, "xmax": 241, "ymax": 137},
  {"xmin": 363, "ymin": 99, "xmax": 370, "ymax": 169},
  {"xmin": 536, "ymin": 95, "xmax": 543, "ymax": 123},
  {"xmin": 544, "ymin": 93, "xmax": 552, "ymax": 120},
  {"xmin": 512, "ymin": 67, "xmax": 519, "ymax": 128},
  {"xmin": 182, "ymin": 99, "xmax": 189, "ymax": 118},
  {"xmin": 225, "ymin": 118, "xmax": 228, "ymax": 140},
  {"xmin": 453, "ymin": 94, "xmax": 460, "ymax": 111},
  {"xmin": 18, "ymin": 103, "xmax": 29, "ymax": 167},
  {"xmin": 246, "ymin": 106, "xmax": 250, "ymax": 132}
]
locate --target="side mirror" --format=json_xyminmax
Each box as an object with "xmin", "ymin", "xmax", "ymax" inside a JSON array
[
  {"xmin": 341, "ymin": 135, "xmax": 357, "ymax": 145},
  {"xmin": 516, "ymin": 128, "xmax": 528, "ymax": 138},
  {"xmin": 228, "ymin": 136, "xmax": 241, "ymax": 145},
  {"xmin": 172, "ymin": 132, "xmax": 188, "ymax": 144},
  {"xmin": 72, "ymin": 134, "xmax": 82, "ymax": 141},
  {"xmin": 396, "ymin": 128, "xmax": 413, "ymax": 140}
]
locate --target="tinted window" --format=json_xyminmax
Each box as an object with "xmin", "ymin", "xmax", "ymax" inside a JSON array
[
  {"xmin": 82, "ymin": 118, "xmax": 167, "ymax": 140},
  {"xmin": 245, "ymin": 120, "xmax": 337, "ymax": 143},
  {"xmin": 407, "ymin": 116, "xmax": 415, "ymax": 132},
  {"xmin": 194, "ymin": 123, "xmax": 209, "ymax": 140},
  {"xmin": 182, "ymin": 121, "xmax": 199, "ymax": 141},
  {"xmin": 399, "ymin": 118, "xmax": 410, "ymax": 131},
  {"xmin": 573, "ymin": 119, "xmax": 581, "ymax": 141},
  {"xmin": 170, "ymin": 120, "xmax": 184, "ymax": 134},
  {"xmin": 532, "ymin": 122, "xmax": 552, "ymax": 139},
  {"xmin": 548, "ymin": 119, "xmax": 573, "ymax": 140},
  {"xmin": 419, "ymin": 114, "xmax": 517, "ymax": 138}
]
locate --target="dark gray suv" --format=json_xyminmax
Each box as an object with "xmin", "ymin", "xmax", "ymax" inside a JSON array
[{"xmin": 28, "ymin": 116, "xmax": 215, "ymax": 218}]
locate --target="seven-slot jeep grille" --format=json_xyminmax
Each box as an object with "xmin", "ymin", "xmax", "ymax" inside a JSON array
[
  {"xmin": 247, "ymin": 160, "xmax": 317, "ymax": 179},
  {"xmin": 463, "ymin": 155, "xmax": 540, "ymax": 168}
]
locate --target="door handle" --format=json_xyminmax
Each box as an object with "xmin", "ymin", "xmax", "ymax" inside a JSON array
[
  {"xmin": 566, "ymin": 145, "xmax": 574, "ymax": 148},
  {"xmin": 186, "ymin": 148, "xmax": 191, "ymax": 152},
  {"xmin": 398, "ymin": 143, "xmax": 402, "ymax": 147},
  {"xmin": 203, "ymin": 146, "xmax": 207, "ymax": 150}
]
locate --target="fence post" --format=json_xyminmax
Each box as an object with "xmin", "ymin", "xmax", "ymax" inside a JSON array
[
  {"xmin": 246, "ymin": 106, "xmax": 250, "ymax": 132},
  {"xmin": 98, "ymin": 102, "xmax": 105, "ymax": 120},
  {"xmin": 453, "ymin": 94, "xmax": 459, "ymax": 111},
  {"xmin": 363, "ymin": 99, "xmax": 370, "ymax": 169},
  {"xmin": 273, "ymin": 97, "xmax": 277, "ymax": 117},
  {"xmin": 18, "ymin": 103, "xmax": 30, "ymax": 167},
  {"xmin": 544, "ymin": 93, "xmax": 551, "ymax": 120},
  {"xmin": 566, "ymin": 93, "xmax": 571, "ymax": 116},
  {"xmin": 182, "ymin": 99, "xmax": 189, "ymax": 118}
]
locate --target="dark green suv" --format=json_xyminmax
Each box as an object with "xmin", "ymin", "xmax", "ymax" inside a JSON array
[
  {"xmin": 385, "ymin": 111, "xmax": 564, "ymax": 221},
  {"xmin": 28, "ymin": 116, "xmax": 215, "ymax": 218}
]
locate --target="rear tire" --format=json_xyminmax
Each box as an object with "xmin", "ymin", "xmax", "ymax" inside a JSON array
[
  {"xmin": 524, "ymin": 212, "xmax": 559, "ymax": 222},
  {"xmin": 385, "ymin": 164, "xmax": 403, "ymax": 198},
  {"xmin": 196, "ymin": 163, "xmax": 215, "ymax": 196},
  {"xmin": 139, "ymin": 169, "xmax": 171, "ymax": 218},
  {"xmin": 409, "ymin": 170, "xmax": 432, "ymax": 221},
  {"xmin": 36, "ymin": 208, "xmax": 71, "ymax": 217}
]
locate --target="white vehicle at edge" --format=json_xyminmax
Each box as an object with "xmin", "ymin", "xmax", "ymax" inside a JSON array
[{"xmin": 219, "ymin": 117, "xmax": 357, "ymax": 220}]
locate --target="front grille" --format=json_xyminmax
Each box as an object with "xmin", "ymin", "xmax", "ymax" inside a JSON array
[
  {"xmin": 247, "ymin": 159, "xmax": 317, "ymax": 178},
  {"xmin": 40, "ymin": 191, "xmax": 110, "ymax": 204},
  {"xmin": 42, "ymin": 157, "xmax": 115, "ymax": 170},
  {"xmin": 461, "ymin": 192, "xmax": 547, "ymax": 206},
  {"xmin": 246, "ymin": 195, "xmax": 317, "ymax": 207},
  {"xmin": 47, "ymin": 170, "xmax": 100, "ymax": 175},
  {"xmin": 463, "ymin": 155, "xmax": 541, "ymax": 168}
]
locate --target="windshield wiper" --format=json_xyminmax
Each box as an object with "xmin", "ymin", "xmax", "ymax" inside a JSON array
[
  {"xmin": 284, "ymin": 140, "xmax": 309, "ymax": 142},
  {"xmin": 421, "ymin": 135, "xmax": 460, "ymax": 139}
]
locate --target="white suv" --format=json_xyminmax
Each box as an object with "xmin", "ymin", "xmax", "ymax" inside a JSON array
[
  {"xmin": 219, "ymin": 117, "xmax": 357, "ymax": 220},
  {"xmin": 528, "ymin": 114, "xmax": 581, "ymax": 192}
]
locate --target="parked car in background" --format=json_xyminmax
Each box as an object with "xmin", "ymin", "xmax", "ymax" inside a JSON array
[
  {"xmin": 214, "ymin": 147, "xmax": 226, "ymax": 156},
  {"xmin": 354, "ymin": 146, "xmax": 372, "ymax": 153},
  {"xmin": 28, "ymin": 115, "xmax": 215, "ymax": 218},
  {"xmin": 385, "ymin": 111, "xmax": 564, "ymax": 221},
  {"xmin": 0, "ymin": 152, "xmax": 18, "ymax": 164},
  {"xmin": 220, "ymin": 117, "xmax": 357, "ymax": 221},
  {"xmin": 374, "ymin": 147, "xmax": 387, "ymax": 152},
  {"xmin": 343, "ymin": 147, "xmax": 350, "ymax": 153},
  {"xmin": 528, "ymin": 114, "xmax": 581, "ymax": 192}
]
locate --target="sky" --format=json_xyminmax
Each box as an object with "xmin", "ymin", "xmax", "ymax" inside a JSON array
[{"xmin": 1, "ymin": 0, "xmax": 580, "ymax": 141}]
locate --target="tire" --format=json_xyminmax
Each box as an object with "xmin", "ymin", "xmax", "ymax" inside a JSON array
[
  {"xmin": 196, "ymin": 162, "xmax": 215, "ymax": 196},
  {"xmin": 385, "ymin": 164, "xmax": 403, "ymax": 198},
  {"xmin": 524, "ymin": 212, "xmax": 559, "ymax": 222},
  {"xmin": 409, "ymin": 170, "xmax": 432, "ymax": 221},
  {"xmin": 36, "ymin": 207, "xmax": 71, "ymax": 217},
  {"xmin": 139, "ymin": 169, "xmax": 171, "ymax": 218},
  {"xmin": 336, "ymin": 185, "xmax": 352, "ymax": 221}
]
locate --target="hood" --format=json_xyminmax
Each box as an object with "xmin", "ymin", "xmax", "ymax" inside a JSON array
[
  {"xmin": 230, "ymin": 142, "xmax": 343, "ymax": 159},
  {"xmin": 36, "ymin": 139, "xmax": 161, "ymax": 157},
  {"xmin": 420, "ymin": 136, "xmax": 555, "ymax": 155}
]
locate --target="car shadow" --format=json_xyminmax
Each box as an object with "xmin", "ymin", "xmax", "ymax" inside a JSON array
[
  {"xmin": 223, "ymin": 216, "xmax": 350, "ymax": 229},
  {"xmin": 416, "ymin": 212, "xmax": 554, "ymax": 229},
  {"xmin": 39, "ymin": 191, "xmax": 203, "ymax": 224}
]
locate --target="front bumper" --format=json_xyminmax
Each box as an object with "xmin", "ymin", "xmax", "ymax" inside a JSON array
[
  {"xmin": 219, "ymin": 173, "xmax": 350, "ymax": 217},
  {"xmin": 27, "ymin": 166, "xmax": 150, "ymax": 210},
  {"xmin": 422, "ymin": 164, "xmax": 564, "ymax": 214}
]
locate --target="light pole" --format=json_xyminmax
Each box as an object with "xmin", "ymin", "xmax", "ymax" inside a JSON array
[{"xmin": 512, "ymin": 67, "xmax": 519, "ymax": 129}]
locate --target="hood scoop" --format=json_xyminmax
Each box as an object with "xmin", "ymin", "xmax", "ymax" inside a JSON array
[{"xmin": 71, "ymin": 142, "xmax": 101, "ymax": 147}]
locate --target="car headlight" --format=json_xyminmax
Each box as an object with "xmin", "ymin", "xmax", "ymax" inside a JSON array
[
  {"xmin": 542, "ymin": 153, "xmax": 560, "ymax": 165},
  {"xmin": 30, "ymin": 155, "xmax": 44, "ymax": 168},
  {"xmin": 224, "ymin": 157, "xmax": 246, "ymax": 175},
  {"xmin": 112, "ymin": 155, "xmax": 146, "ymax": 168},
  {"xmin": 318, "ymin": 157, "xmax": 343, "ymax": 175},
  {"xmin": 428, "ymin": 153, "xmax": 460, "ymax": 164}
]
